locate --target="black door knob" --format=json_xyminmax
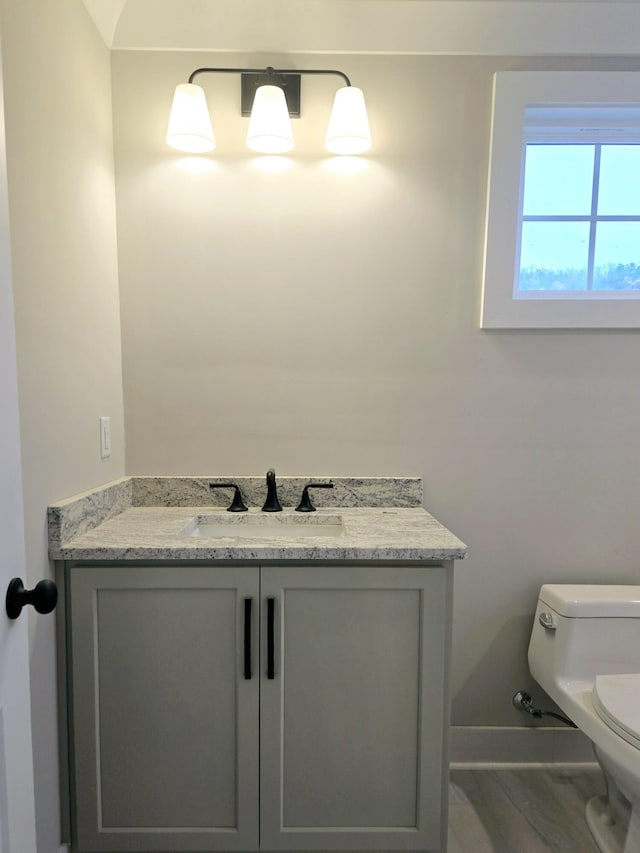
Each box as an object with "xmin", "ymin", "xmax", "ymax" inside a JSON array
[{"xmin": 6, "ymin": 577, "xmax": 58, "ymax": 620}]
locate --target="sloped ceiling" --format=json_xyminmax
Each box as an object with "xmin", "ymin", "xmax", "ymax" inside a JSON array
[
  {"xmin": 83, "ymin": 0, "xmax": 640, "ymax": 55},
  {"xmin": 81, "ymin": 0, "xmax": 127, "ymax": 46}
]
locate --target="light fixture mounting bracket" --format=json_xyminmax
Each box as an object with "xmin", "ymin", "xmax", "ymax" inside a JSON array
[{"xmin": 241, "ymin": 70, "xmax": 301, "ymax": 117}]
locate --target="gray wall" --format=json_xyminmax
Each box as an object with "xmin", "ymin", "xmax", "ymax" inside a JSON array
[
  {"xmin": 1, "ymin": 0, "xmax": 125, "ymax": 848},
  {"xmin": 113, "ymin": 50, "xmax": 640, "ymax": 729}
]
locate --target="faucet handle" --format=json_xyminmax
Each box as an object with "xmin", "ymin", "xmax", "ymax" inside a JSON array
[
  {"xmin": 295, "ymin": 482, "xmax": 334, "ymax": 512},
  {"xmin": 209, "ymin": 482, "xmax": 248, "ymax": 512}
]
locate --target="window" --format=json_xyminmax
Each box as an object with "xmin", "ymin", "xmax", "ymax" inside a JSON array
[{"xmin": 481, "ymin": 72, "xmax": 640, "ymax": 328}]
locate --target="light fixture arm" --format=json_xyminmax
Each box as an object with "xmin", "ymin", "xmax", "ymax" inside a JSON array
[
  {"xmin": 187, "ymin": 66, "xmax": 352, "ymax": 118},
  {"xmin": 187, "ymin": 67, "xmax": 352, "ymax": 88}
]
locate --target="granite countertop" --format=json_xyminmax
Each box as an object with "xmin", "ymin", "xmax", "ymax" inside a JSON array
[{"xmin": 48, "ymin": 476, "xmax": 468, "ymax": 563}]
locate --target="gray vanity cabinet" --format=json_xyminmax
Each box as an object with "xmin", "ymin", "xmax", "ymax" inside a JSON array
[
  {"xmin": 260, "ymin": 564, "xmax": 450, "ymax": 852},
  {"xmin": 65, "ymin": 562, "xmax": 451, "ymax": 853},
  {"xmin": 67, "ymin": 564, "xmax": 260, "ymax": 852}
]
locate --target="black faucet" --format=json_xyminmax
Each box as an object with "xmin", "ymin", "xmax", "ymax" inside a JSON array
[
  {"xmin": 262, "ymin": 468, "xmax": 283, "ymax": 512},
  {"xmin": 295, "ymin": 482, "xmax": 334, "ymax": 512},
  {"xmin": 209, "ymin": 482, "xmax": 248, "ymax": 512}
]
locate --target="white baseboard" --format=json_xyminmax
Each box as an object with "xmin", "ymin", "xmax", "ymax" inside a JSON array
[{"xmin": 450, "ymin": 725, "xmax": 598, "ymax": 768}]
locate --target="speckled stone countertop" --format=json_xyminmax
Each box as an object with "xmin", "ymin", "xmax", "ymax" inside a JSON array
[{"xmin": 48, "ymin": 476, "xmax": 467, "ymax": 562}]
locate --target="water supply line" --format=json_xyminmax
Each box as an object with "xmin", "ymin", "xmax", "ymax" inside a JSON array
[{"xmin": 512, "ymin": 691, "xmax": 577, "ymax": 728}]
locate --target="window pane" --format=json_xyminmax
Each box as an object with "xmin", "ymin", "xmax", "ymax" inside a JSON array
[
  {"xmin": 518, "ymin": 221, "xmax": 589, "ymax": 291},
  {"xmin": 598, "ymin": 145, "xmax": 640, "ymax": 215},
  {"xmin": 593, "ymin": 222, "xmax": 640, "ymax": 290},
  {"xmin": 522, "ymin": 145, "xmax": 594, "ymax": 216}
]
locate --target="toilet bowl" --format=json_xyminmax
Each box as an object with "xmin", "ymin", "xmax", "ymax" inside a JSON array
[{"xmin": 528, "ymin": 585, "xmax": 640, "ymax": 853}]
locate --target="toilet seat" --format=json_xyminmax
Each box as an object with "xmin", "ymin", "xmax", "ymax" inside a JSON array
[{"xmin": 593, "ymin": 674, "xmax": 640, "ymax": 751}]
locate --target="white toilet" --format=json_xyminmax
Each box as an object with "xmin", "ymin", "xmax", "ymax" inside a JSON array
[{"xmin": 528, "ymin": 584, "xmax": 640, "ymax": 853}]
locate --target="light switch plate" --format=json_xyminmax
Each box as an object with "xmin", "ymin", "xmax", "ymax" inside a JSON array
[{"xmin": 99, "ymin": 416, "xmax": 111, "ymax": 459}]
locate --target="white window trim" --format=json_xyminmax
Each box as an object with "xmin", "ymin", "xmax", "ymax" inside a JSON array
[{"xmin": 481, "ymin": 71, "xmax": 640, "ymax": 329}]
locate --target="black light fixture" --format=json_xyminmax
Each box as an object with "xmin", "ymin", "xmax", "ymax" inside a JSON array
[{"xmin": 166, "ymin": 66, "xmax": 372, "ymax": 156}]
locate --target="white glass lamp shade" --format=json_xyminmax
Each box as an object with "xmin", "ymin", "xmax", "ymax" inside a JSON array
[
  {"xmin": 325, "ymin": 86, "xmax": 372, "ymax": 155},
  {"xmin": 246, "ymin": 85, "xmax": 294, "ymax": 154},
  {"xmin": 166, "ymin": 83, "xmax": 215, "ymax": 153}
]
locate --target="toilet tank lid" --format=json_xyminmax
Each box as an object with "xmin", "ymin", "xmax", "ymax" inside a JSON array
[{"xmin": 539, "ymin": 585, "xmax": 640, "ymax": 617}]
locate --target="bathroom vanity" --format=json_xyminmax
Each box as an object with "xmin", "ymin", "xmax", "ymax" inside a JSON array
[{"xmin": 49, "ymin": 476, "xmax": 467, "ymax": 853}]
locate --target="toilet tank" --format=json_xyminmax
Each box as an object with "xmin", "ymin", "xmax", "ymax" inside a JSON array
[{"xmin": 528, "ymin": 585, "xmax": 640, "ymax": 690}]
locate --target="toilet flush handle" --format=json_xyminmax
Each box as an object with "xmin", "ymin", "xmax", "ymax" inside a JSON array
[{"xmin": 538, "ymin": 611, "xmax": 556, "ymax": 631}]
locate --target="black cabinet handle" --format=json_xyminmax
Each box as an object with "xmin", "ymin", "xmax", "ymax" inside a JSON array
[
  {"xmin": 243, "ymin": 598, "xmax": 252, "ymax": 679},
  {"xmin": 267, "ymin": 597, "xmax": 275, "ymax": 679},
  {"xmin": 6, "ymin": 577, "xmax": 58, "ymax": 620}
]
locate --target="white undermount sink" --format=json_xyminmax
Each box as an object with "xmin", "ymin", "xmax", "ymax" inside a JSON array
[{"xmin": 182, "ymin": 513, "xmax": 344, "ymax": 539}]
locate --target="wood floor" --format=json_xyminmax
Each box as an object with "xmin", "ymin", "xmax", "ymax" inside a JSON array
[{"xmin": 448, "ymin": 768, "xmax": 606, "ymax": 852}]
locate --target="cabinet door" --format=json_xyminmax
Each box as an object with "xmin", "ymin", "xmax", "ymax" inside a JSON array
[
  {"xmin": 68, "ymin": 565, "xmax": 259, "ymax": 852},
  {"xmin": 260, "ymin": 564, "xmax": 451, "ymax": 852}
]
